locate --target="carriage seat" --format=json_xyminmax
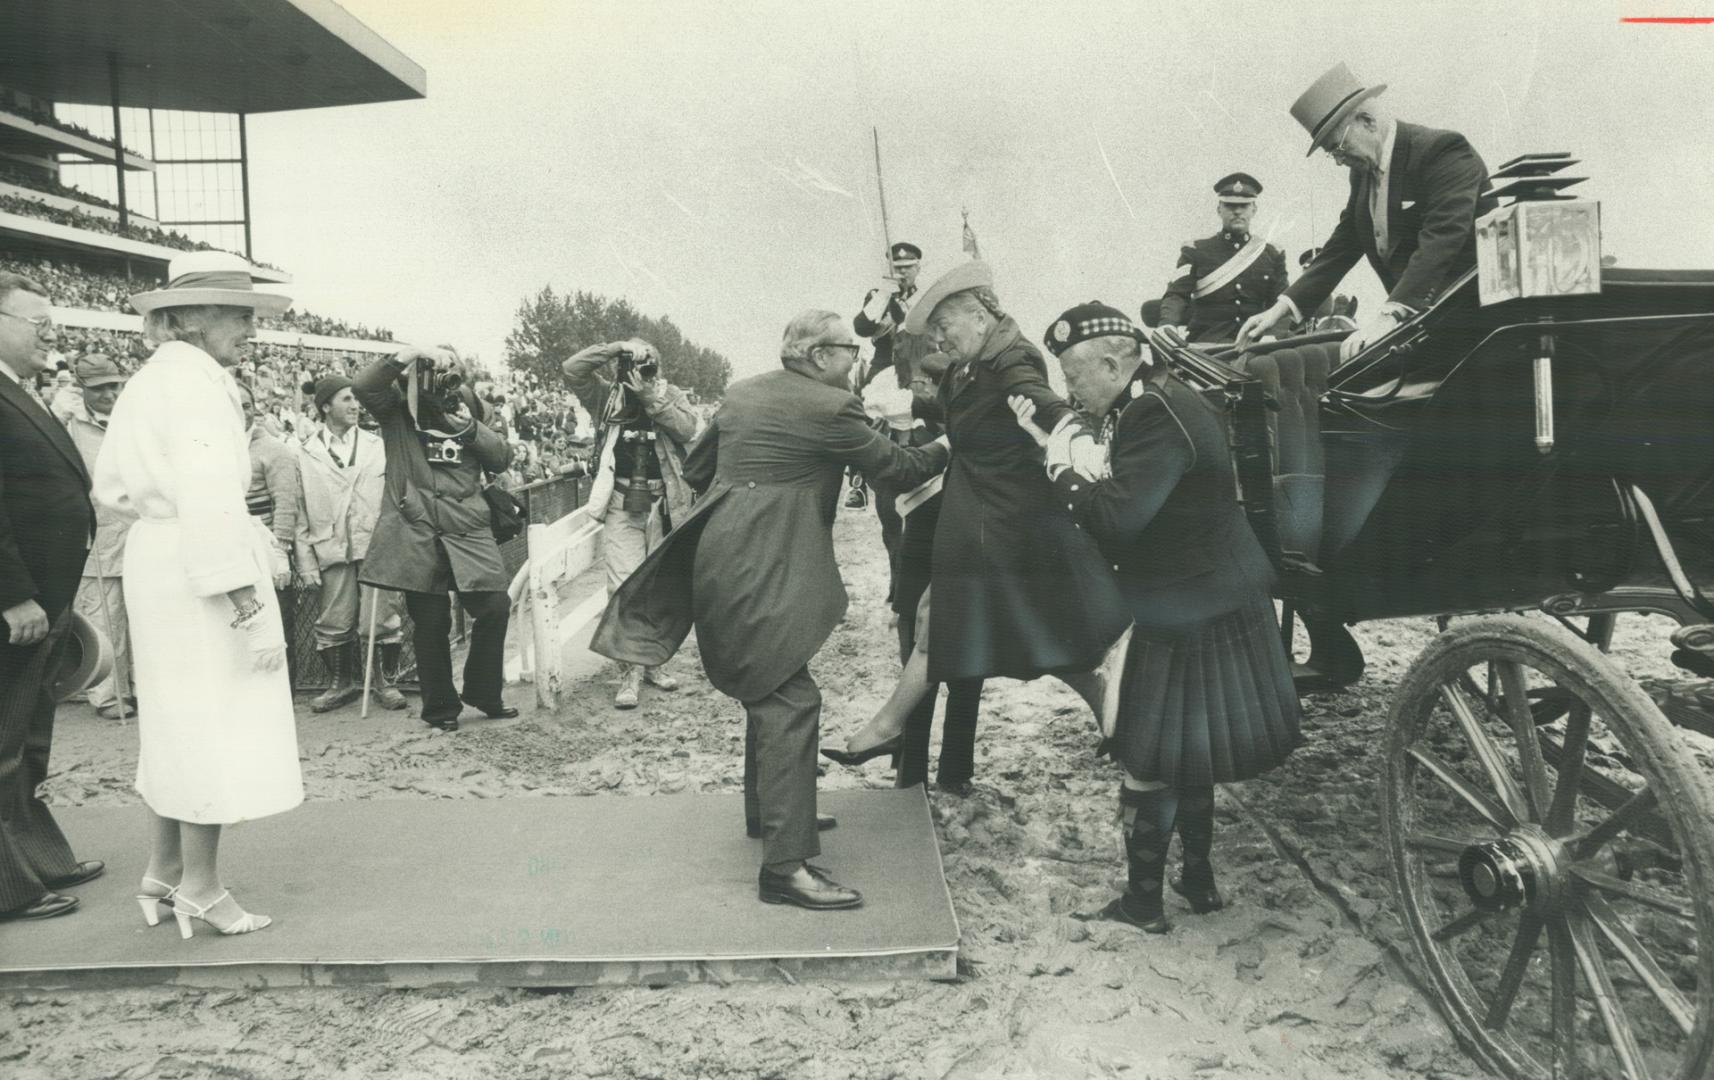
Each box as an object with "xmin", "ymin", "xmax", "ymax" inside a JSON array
[{"xmin": 1231, "ymin": 340, "xmax": 1339, "ymax": 562}]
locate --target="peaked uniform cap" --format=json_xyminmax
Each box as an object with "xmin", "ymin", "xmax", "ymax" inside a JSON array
[
  {"xmin": 889, "ymin": 241, "xmax": 922, "ymax": 264},
  {"xmin": 1214, "ymin": 172, "xmax": 1263, "ymax": 203},
  {"xmin": 903, "ymin": 260, "xmax": 993, "ymax": 336},
  {"xmin": 128, "ymin": 251, "xmax": 292, "ymax": 317},
  {"xmin": 1290, "ymin": 62, "xmax": 1387, "ymax": 156}
]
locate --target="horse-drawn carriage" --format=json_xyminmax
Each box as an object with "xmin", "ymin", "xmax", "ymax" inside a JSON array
[{"xmin": 1150, "ymin": 169, "xmax": 1714, "ymax": 1079}]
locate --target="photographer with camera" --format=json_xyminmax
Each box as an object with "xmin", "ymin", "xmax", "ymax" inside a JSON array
[
  {"xmin": 561, "ymin": 337, "xmax": 699, "ymax": 710},
  {"xmin": 352, "ymin": 346, "xmax": 515, "ymax": 732}
]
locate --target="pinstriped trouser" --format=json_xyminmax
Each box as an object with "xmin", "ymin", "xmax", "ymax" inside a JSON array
[{"xmin": 0, "ymin": 610, "xmax": 80, "ymax": 911}]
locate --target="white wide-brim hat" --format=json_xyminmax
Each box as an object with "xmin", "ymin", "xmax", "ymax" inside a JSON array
[
  {"xmin": 903, "ymin": 260, "xmax": 994, "ymax": 336},
  {"xmin": 129, "ymin": 251, "xmax": 292, "ymax": 317}
]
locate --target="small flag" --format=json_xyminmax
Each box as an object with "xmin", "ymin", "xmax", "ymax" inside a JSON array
[{"xmin": 961, "ymin": 209, "xmax": 980, "ymax": 259}]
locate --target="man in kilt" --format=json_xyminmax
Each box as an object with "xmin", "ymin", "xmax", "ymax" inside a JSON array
[{"xmin": 1015, "ymin": 302, "xmax": 1302, "ymax": 933}]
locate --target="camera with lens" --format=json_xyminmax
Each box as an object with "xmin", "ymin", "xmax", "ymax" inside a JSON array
[
  {"xmin": 416, "ymin": 356, "xmax": 465, "ymax": 410},
  {"xmin": 614, "ymin": 346, "xmax": 659, "ymax": 383}
]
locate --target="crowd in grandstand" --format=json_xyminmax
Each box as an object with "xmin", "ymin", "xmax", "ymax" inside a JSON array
[
  {"xmin": 0, "ymin": 161, "xmax": 123, "ymax": 213},
  {"xmin": 0, "ymin": 100, "xmax": 115, "ymax": 148}
]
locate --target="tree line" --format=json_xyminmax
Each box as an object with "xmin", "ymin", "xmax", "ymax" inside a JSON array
[{"xmin": 502, "ymin": 286, "xmax": 734, "ymax": 409}]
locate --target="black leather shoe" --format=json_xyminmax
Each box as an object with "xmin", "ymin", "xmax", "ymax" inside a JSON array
[
  {"xmin": 936, "ymin": 778, "xmax": 975, "ymax": 798},
  {"xmin": 424, "ymin": 714, "xmax": 461, "ymax": 732},
  {"xmin": 462, "ymin": 699, "xmax": 519, "ymax": 719},
  {"xmin": 45, "ymin": 860, "xmax": 104, "ymax": 889},
  {"xmin": 758, "ymin": 863, "xmax": 862, "ymax": 910},
  {"xmin": 1170, "ymin": 874, "xmax": 1226, "ymax": 914},
  {"xmin": 819, "ymin": 734, "xmax": 902, "ymax": 768},
  {"xmin": 746, "ymin": 814, "xmax": 837, "ymax": 839},
  {"xmin": 1075, "ymin": 894, "xmax": 1171, "ymax": 934},
  {"xmin": 0, "ymin": 892, "xmax": 78, "ymax": 922}
]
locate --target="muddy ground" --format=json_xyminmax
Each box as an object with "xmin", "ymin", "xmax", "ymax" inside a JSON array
[{"xmin": 7, "ymin": 509, "xmax": 1698, "ymax": 1079}]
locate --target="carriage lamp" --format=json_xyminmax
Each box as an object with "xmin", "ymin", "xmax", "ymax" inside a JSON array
[{"xmin": 1475, "ymin": 153, "xmax": 1602, "ymax": 456}]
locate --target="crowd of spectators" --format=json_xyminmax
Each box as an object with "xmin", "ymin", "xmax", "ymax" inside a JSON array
[
  {"xmin": 10, "ymin": 252, "xmax": 601, "ymax": 492},
  {"xmin": 0, "ymin": 254, "xmax": 393, "ymax": 341},
  {"xmin": 0, "ymin": 161, "xmax": 122, "ymax": 213},
  {"xmin": 0, "ymin": 100, "xmax": 115, "ymax": 149}
]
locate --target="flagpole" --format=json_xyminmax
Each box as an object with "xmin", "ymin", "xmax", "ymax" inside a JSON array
[{"xmin": 873, "ymin": 127, "xmax": 894, "ymax": 277}]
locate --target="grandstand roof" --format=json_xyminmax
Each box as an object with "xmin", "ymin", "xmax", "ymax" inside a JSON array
[{"xmin": 0, "ymin": 0, "xmax": 426, "ymax": 114}]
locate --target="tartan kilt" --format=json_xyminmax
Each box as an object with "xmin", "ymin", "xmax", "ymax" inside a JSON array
[{"xmin": 1109, "ymin": 596, "xmax": 1301, "ymax": 786}]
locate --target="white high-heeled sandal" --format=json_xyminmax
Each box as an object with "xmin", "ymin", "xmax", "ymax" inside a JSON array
[
  {"xmin": 171, "ymin": 890, "xmax": 272, "ymax": 939},
  {"xmin": 134, "ymin": 876, "xmax": 179, "ymax": 928}
]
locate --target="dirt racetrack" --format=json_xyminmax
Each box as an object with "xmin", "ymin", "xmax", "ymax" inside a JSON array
[{"xmin": 13, "ymin": 507, "xmax": 1653, "ymax": 1080}]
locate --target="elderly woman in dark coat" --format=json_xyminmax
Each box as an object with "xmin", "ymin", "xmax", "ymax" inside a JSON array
[
  {"xmin": 353, "ymin": 347, "xmax": 513, "ymax": 731},
  {"xmin": 1019, "ymin": 302, "xmax": 1301, "ymax": 933},
  {"xmin": 827, "ymin": 263, "xmax": 1130, "ymax": 769}
]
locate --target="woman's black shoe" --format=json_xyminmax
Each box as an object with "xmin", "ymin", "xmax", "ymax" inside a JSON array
[{"xmin": 819, "ymin": 734, "xmax": 902, "ymax": 767}]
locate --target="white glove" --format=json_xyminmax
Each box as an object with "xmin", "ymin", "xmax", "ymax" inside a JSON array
[
  {"xmin": 860, "ymin": 283, "xmax": 897, "ymax": 325},
  {"xmin": 1045, "ymin": 422, "xmax": 1106, "ymax": 483},
  {"xmin": 236, "ymin": 601, "xmax": 287, "ymax": 673}
]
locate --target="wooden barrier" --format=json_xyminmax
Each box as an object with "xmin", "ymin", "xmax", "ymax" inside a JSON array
[{"xmin": 519, "ymin": 506, "xmax": 606, "ymax": 709}]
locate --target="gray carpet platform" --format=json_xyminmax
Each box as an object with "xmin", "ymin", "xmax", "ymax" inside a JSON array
[{"xmin": 0, "ymin": 789, "xmax": 959, "ymax": 989}]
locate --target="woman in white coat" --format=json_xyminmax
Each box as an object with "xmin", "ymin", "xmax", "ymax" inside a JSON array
[{"xmin": 94, "ymin": 252, "xmax": 304, "ymax": 939}]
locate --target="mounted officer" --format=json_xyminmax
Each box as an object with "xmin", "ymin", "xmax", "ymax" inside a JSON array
[{"xmin": 1156, "ymin": 173, "xmax": 1288, "ymax": 344}]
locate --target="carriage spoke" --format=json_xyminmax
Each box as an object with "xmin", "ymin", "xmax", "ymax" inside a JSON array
[
  {"xmin": 1484, "ymin": 909, "xmax": 1545, "ymax": 1032},
  {"xmin": 1548, "ymin": 916, "xmax": 1577, "ymax": 1076},
  {"xmin": 1583, "ymin": 892, "xmax": 1696, "ymax": 1037},
  {"xmin": 1406, "ymin": 831, "xmax": 1483, "ymax": 855},
  {"xmin": 1546, "ymin": 702, "xmax": 1593, "ymax": 836},
  {"xmin": 1440, "ymin": 682, "xmax": 1531, "ymax": 825},
  {"xmin": 1433, "ymin": 906, "xmax": 1500, "ymax": 942},
  {"xmin": 1496, "ymin": 662, "xmax": 1554, "ymax": 820},
  {"xmin": 1574, "ymin": 786, "xmax": 1659, "ymax": 860},
  {"xmin": 1573, "ymin": 866, "xmax": 1695, "ymax": 924},
  {"xmin": 1529, "ymin": 686, "xmax": 1575, "ymax": 727},
  {"xmin": 1568, "ymin": 908, "xmax": 1653, "ymax": 1080},
  {"xmin": 1406, "ymin": 746, "xmax": 1515, "ymax": 830}
]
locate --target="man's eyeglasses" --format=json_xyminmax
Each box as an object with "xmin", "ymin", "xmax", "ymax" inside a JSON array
[
  {"xmin": 818, "ymin": 342, "xmax": 861, "ymax": 355},
  {"xmin": 0, "ymin": 311, "xmax": 54, "ymax": 335}
]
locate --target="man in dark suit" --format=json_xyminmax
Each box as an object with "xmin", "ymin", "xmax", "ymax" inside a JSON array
[
  {"xmin": 1157, "ymin": 173, "xmax": 1289, "ymax": 344},
  {"xmin": 1237, "ymin": 63, "xmax": 1495, "ymax": 360},
  {"xmin": 590, "ymin": 311, "xmax": 948, "ymax": 910},
  {"xmin": 0, "ymin": 272, "xmax": 102, "ymax": 922}
]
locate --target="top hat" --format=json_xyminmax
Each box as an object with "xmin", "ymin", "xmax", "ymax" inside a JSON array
[
  {"xmin": 129, "ymin": 251, "xmax": 292, "ymax": 317},
  {"xmin": 1290, "ymin": 63, "xmax": 1387, "ymax": 156}
]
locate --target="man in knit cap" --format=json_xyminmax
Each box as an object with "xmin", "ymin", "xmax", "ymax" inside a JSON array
[{"xmin": 293, "ymin": 375, "xmax": 405, "ymax": 712}]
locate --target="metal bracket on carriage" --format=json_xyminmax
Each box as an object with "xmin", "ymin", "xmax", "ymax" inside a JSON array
[{"xmin": 1670, "ymin": 624, "xmax": 1714, "ymax": 681}]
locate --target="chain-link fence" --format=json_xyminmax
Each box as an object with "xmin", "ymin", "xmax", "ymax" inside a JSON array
[{"xmin": 287, "ymin": 474, "xmax": 592, "ymax": 691}]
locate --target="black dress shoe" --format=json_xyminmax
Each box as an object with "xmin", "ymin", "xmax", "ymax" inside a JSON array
[
  {"xmin": 1170, "ymin": 874, "xmax": 1226, "ymax": 914},
  {"xmin": 936, "ymin": 778, "xmax": 975, "ymax": 798},
  {"xmin": 819, "ymin": 734, "xmax": 902, "ymax": 768},
  {"xmin": 45, "ymin": 860, "xmax": 104, "ymax": 889},
  {"xmin": 1075, "ymin": 895, "xmax": 1171, "ymax": 934},
  {"xmin": 0, "ymin": 892, "xmax": 78, "ymax": 922},
  {"xmin": 424, "ymin": 714, "xmax": 461, "ymax": 732},
  {"xmin": 746, "ymin": 814, "xmax": 837, "ymax": 839},
  {"xmin": 758, "ymin": 863, "xmax": 862, "ymax": 910},
  {"xmin": 462, "ymin": 699, "xmax": 519, "ymax": 719}
]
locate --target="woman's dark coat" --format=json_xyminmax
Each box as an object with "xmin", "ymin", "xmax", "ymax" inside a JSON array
[{"xmin": 927, "ymin": 316, "xmax": 1128, "ymax": 681}]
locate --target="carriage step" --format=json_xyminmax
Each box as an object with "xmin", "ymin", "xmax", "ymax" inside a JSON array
[{"xmin": 1645, "ymin": 678, "xmax": 1714, "ymax": 740}]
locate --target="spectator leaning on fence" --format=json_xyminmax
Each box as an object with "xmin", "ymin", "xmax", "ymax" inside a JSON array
[
  {"xmin": 293, "ymin": 375, "xmax": 407, "ymax": 713},
  {"xmin": 561, "ymin": 337, "xmax": 699, "ymax": 710}
]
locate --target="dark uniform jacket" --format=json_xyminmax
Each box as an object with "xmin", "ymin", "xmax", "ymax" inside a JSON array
[
  {"xmin": 928, "ymin": 317, "xmax": 1130, "ymax": 681},
  {"xmin": 854, "ymin": 284, "xmax": 934, "ymax": 387},
  {"xmin": 1287, "ymin": 121, "xmax": 1495, "ymax": 316},
  {"xmin": 0, "ymin": 374, "xmax": 92, "ymax": 624},
  {"xmin": 1158, "ymin": 231, "xmax": 1288, "ymax": 344},
  {"xmin": 1053, "ymin": 371, "xmax": 1274, "ymax": 635},
  {"xmin": 590, "ymin": 367, "xmax": 948, "ymax": 703},
  {"xmin": 353, "ymin": 355, "xmax": 513, "ymax": 594}
]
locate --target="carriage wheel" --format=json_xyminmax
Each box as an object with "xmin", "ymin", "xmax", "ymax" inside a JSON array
[{"xmin": 1382, "ymin": 615, "xmax": 1714, "ymax": 1079}]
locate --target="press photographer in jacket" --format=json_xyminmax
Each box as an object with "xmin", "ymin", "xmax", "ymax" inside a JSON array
[
  {"xmin": 352, "ymin": 347, "xmax": 515, "ymax": 732},
  {"xmin": 561, "ymin": 338, "xmax": 699, "ymax": 709}
]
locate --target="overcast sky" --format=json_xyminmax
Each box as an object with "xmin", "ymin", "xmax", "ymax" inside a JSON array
[{"xmin": 244, "ymin": 0, "xmax": 1714, "ymax": 379}]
